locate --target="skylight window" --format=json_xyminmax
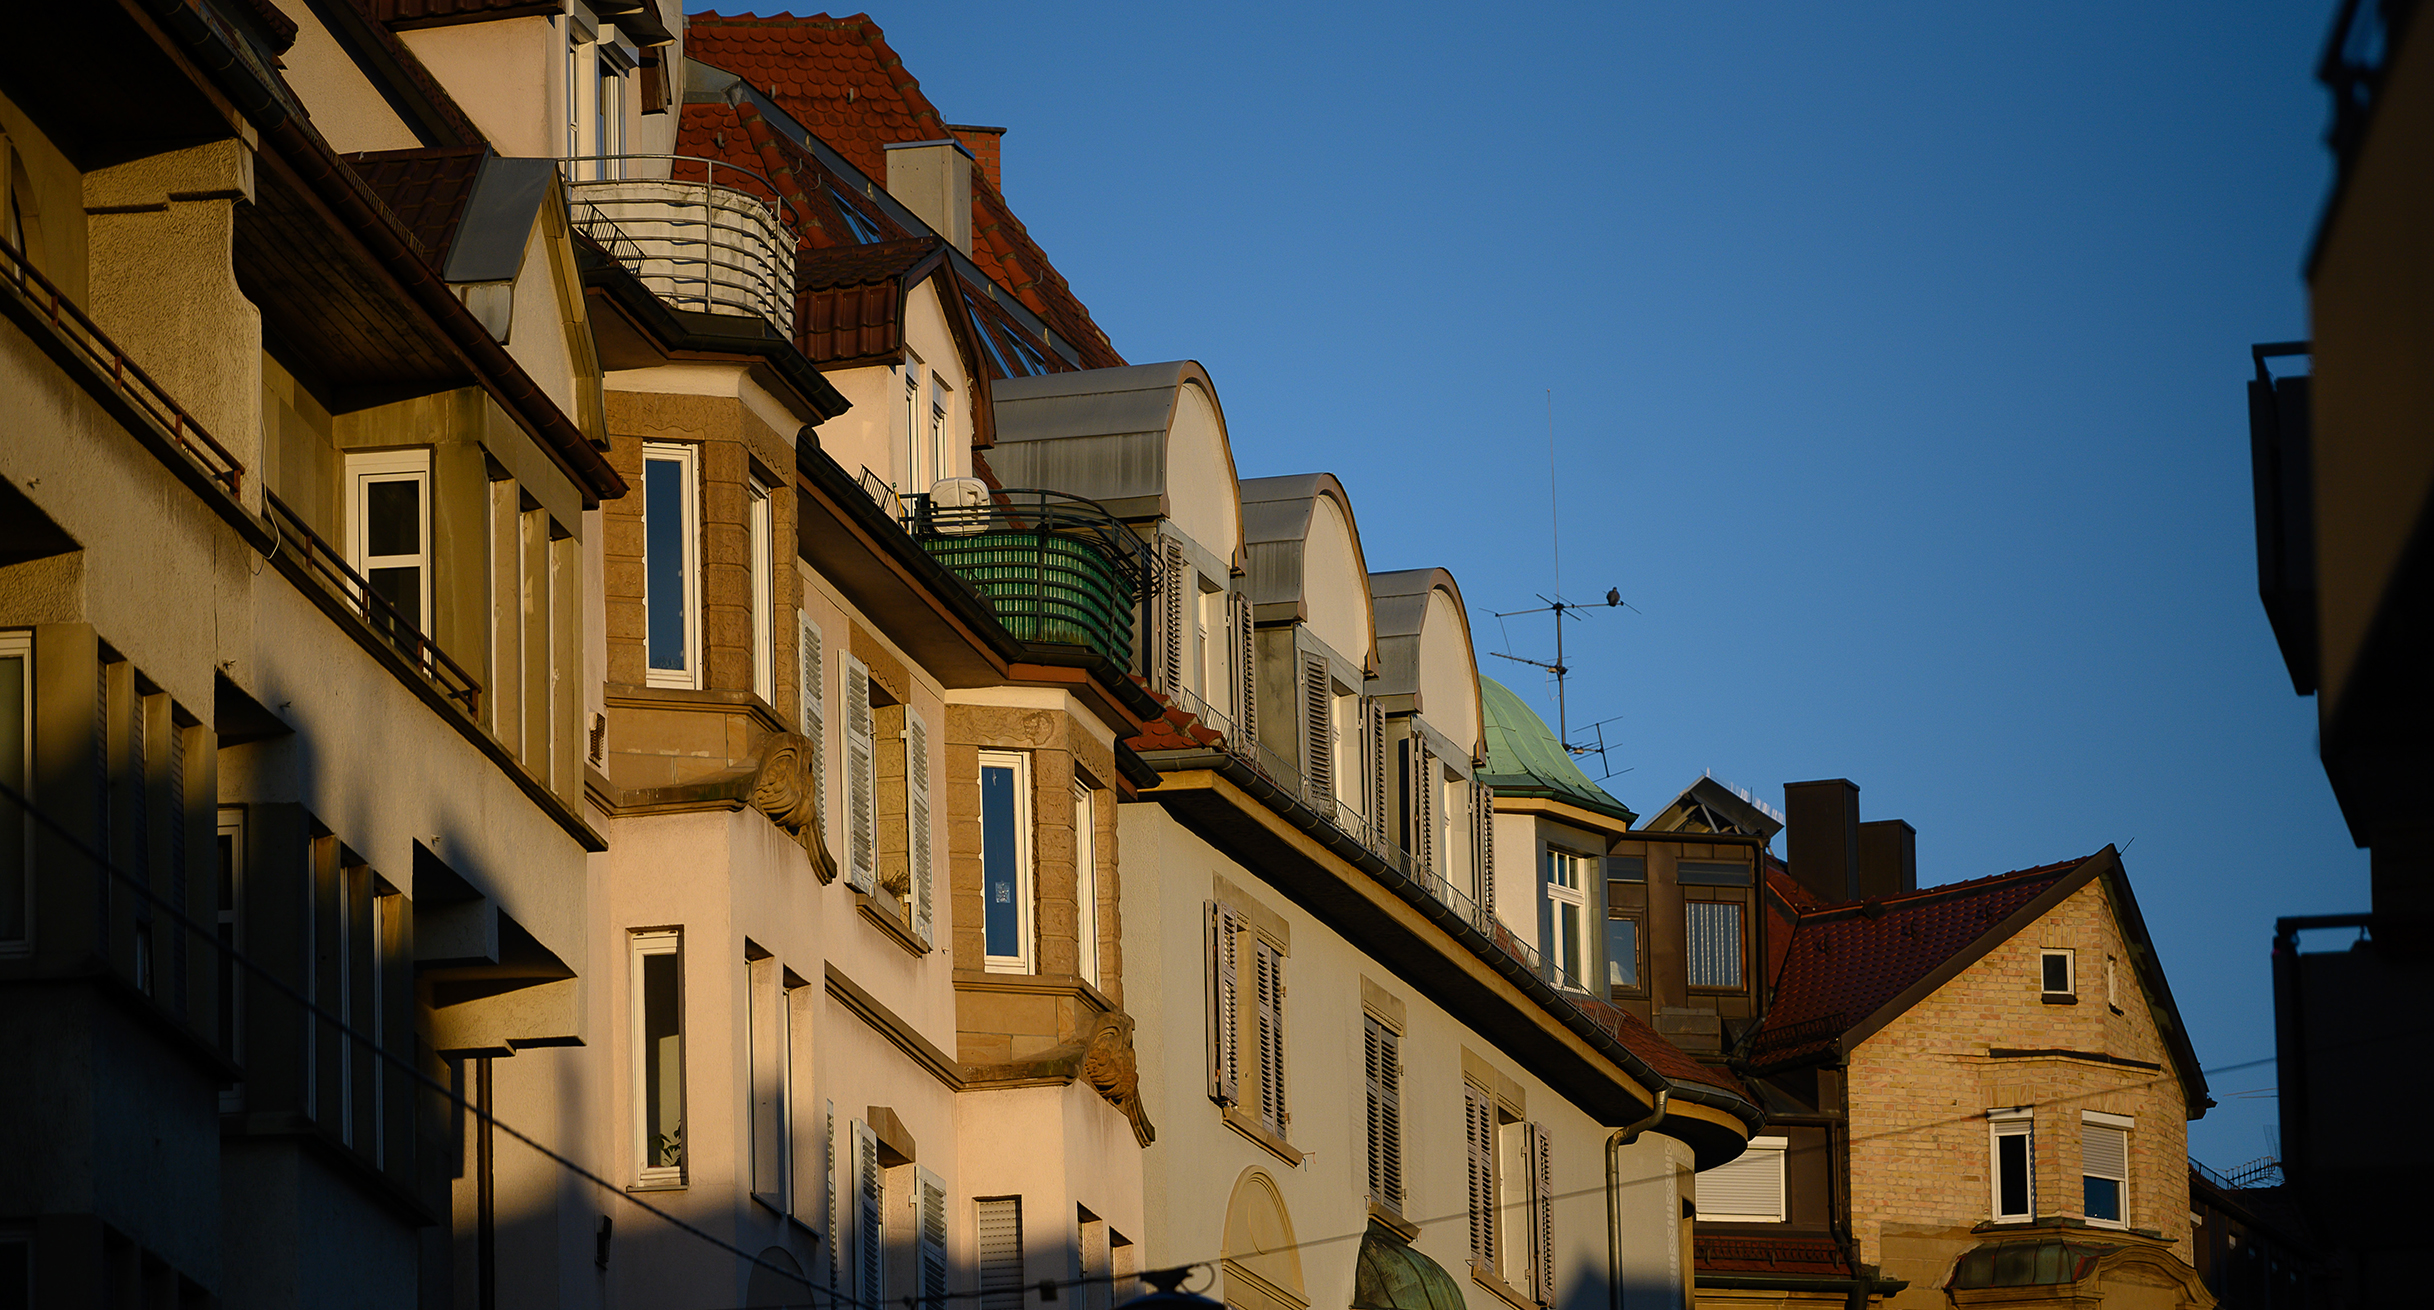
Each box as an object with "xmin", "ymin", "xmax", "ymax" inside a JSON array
[
  {"xmin": 999, "ymin": 325, "xmax": 1051, "ymax": 377},
  {"xmin": 966, "ymin": 293, "xmax": 1018, "ymax": 379},
  {"xmin": 829, "ymin": 189, "xmax": 885, "ymax": 244}
]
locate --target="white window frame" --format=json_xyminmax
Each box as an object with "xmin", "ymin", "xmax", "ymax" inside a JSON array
[
  {"xmin": 1073, "ymin": 781, "xmax": 1099, "ymax": 990},
  {"xmin": 594, "ymin": 53, "xmax": 625, "ymax": 177},
  {"xmin": 346, "ymin": 450, "xmax": 433, "ymax": 640},
  {"xmin": 1545, "ymin": 848, "xmax": 1589, "ymax": 990},
  {"xmin": 1988, "ymin": 1108, "xmax": 2034, "ymax": 1222},
  {"xmin": 1695, "ymin": 1135, "xmax": 1787, "ymax": 1223},
  {"xmin": 630, "ymin": 929, "xmax": 686, "ymax": 1186},
  {"xmin": 929, "ymin": 374, "xmax": 952, "ymax": 487},
  {"xmin": 641, "ymin": 443, "xmax": 701, "ymax": 689},
  {"xmin": 0, "ymin": 629, "xmax": 30, "ymax": 955},
  {"xmin": 979, "ymin": 750, "xmax": 1034, "ymax": 973},
  {"xmin": 2041, "ymin": 948, "xmax": 2076, "ymax": 997},
  {"xmin": 748, "ymin": 479, "xmax": 774, "ymax": 702},
  {"xmin": 2081, "ymin": 1111, "xmax": 2132, "ymax": 1229},
  {"xmin": 900, "ymin": 355, "xmax": 924, "ymax": 494}
]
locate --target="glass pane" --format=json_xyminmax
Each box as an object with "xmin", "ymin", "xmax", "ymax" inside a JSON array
[
  {"xmin": 1558, "ymin": 902, "xmax": 1580, "ymax": 980},
  {"xmin": 0, "ymin": 654, "xmax": 23, "ymax": 940},
  {"xmin": 1997, "ymin": 1132, "xmax": 2030, "ymax": 1216},
  {"xmin": 642, "ymin": 950, "xmax": 684, "ymax": 1168},
  {"xmin": 2043, "ymin": 954, "xmax": 2070, "ymax": 992},
  {"xmin": 646, "ymin": 459, "xmax": 687, "ymax": 671},
  {"xmin": 1605, "ymin": 918, "xmax": 1638, "ymax": 989},
  {"xmin": 365, "ymin": 478, "xmax": 420, "ymax": 557},
  {"xmin": 369, "ymin": 566, "xmax": 421, "ymax": 639},
  {"xmin": 2083, "ymin": 1175, "xmax": 2120, "ymax": 1223},
  {"xmin": 982, "ymin": 765, "xmax": 1020, "ymax": 959}
]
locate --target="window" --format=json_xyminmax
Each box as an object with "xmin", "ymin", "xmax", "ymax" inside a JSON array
[
  {"xmin": 916, "ymin": 1168, "xmax": 948, "ymax": 1306},
  {"xmin": 1206, "ymin": 901, "xmax": 1287, "ymax": 1141},
  {"xmin": 929, "ymin": 376, "xmax": 952, "ymax": 489},
  {"xmin": 1545, "ymin": 849, "xmax": 1589, "ymax": 989},
  {"xmin": 1686, "ymin": 899, "xmax": 1745, "ymax": 989},
  {"xmin": 594, "ymin": 56, "xmax": 624, "ymax": 175},
  {"xmin": 852, "ymin": 1120, "xmax": 884, "ymax": 1301},
  {"xmin": 2041, "ymin": 949, "xmax": 2075, "ymax": 997},
  {"xmin": 1365, "ymin": 1014, "xmax": 1403, "ymax": 1213},
  {"xmin": 641, "ymin": 443, "xmax": 700, "ymax": 689},
  {"xmin": 0, "ymin": 630, "xmax": 27, "ymax": 951},
  {"xmin": 980, "ymin": 751, "xmax": 1033, "ymax": 973},
  {"xmin": 900, "ymin": 359, "xmax": 924, "ymax": 494},
  {"xmin": 977, "ymin": 1196, "xmax": 1024, "ymax": 1310},
  {"xmin": 1989, "ymin": 1109, "xmax": 2034, "ymax": 1222},
  {"xmin": 2082, "ymin": 1113, "xmax": 2130, "ymax": 1227},
  {"xmin": 1466, "ymin": 1083, "xmax": 1552, "ymax": 1302},
  {"xmin": 1074, "ymin": 782, "xmax": 1099, "ymax": 989},
  {"xmin": 2105, "ymin": 954, "xmax": 2120, "ymax": 1010},
  {"xmin": 1695, "ymin": 1135, "xmax": 1786, "ymax": 1223},
  {"xmin": 749, "ymin": 480, "xmax": 773, "ymax": 702},
  {"xmin": 1605, "ymin": 915, "xmax": 1639, "ymax": 991},
  {"xmin": 832, "ymin": 190, "xmax": 886, "ymax": 244},
  {"xmin": 844, "ymin": 656, "xmax": 876, "ymax": 889},
  {"xmin": 631, "ymin": 930, "xmax": 685, "ymax": 1184},
  {"xmin": 1464, "ymin": 1083, "xmax": 1498, "ymax": 1273},
  {"xmin": 347, "ymin": 451, "xmax": 431, "ymax": 647},
  {"xmin": 746, "ymin": 947, "xmax": 785, "ymax": 1205},
  {"xmin": 215, "ymin": 808, "xmax": 245, "ymax": 1102}
]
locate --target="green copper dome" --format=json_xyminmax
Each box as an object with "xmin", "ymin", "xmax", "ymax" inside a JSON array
[{"xmin": 1478, "ymin": 676, "xmax": 1637, "ymax": 826}]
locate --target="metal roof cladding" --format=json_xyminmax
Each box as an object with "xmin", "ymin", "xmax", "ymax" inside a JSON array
[{"xmin": 1477, "ymin": 676, "xmax": 1639, "ymax": 826}]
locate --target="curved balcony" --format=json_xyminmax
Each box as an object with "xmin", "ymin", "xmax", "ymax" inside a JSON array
[
  {"xmin": 898, "ymin": 487, "xmax": 1153, "ymax": 666},
  {"xmin": 563, "ymin": 154, "xmax": 801, "ymax": 330}
]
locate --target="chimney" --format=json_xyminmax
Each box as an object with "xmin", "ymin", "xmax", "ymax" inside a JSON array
[
  {"xmin": 882, "ymin": 139, "xmax": 973, "ymax": 255},
  {"xmin": 946, "ymin": 124, "xmax": 1005, "ymax": 194},
  {"xmin": 1857, "ymin": 819, "xmax": 1917, "ymax": 900},
  {"xmin": 1784, "ymin": 779, "xmax": 1861, "ymax": 904}
]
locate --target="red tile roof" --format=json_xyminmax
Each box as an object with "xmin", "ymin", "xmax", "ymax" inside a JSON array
[
  {"xmin": 686, "ymin": 11, "xmax": 1125, "ymax": 369},
  {"xmin": 1748, "ymin": 856, "xmax": 2095, "ymax": 1071},
  {"xmin": 346, "ymin": 147, "xmax": 486, "ymax": 268},
  {"xmin": 1696, "ymin": 1234, "xmax": 1857, "ymax": 1279}
]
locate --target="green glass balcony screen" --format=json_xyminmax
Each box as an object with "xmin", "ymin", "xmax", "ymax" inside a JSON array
[{"xmin": 904, "ymin": 489, "xmax": 1149, "ymax": 666}]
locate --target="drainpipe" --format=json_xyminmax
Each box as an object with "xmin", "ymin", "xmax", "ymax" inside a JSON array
[{"xmin": 1607, "ymin": 1089, "xmax": 1669, "ymax": 1310}]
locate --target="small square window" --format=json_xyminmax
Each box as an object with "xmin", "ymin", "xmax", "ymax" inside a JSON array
[{"xmin": 2040, "ymin": 949, "xmax": 2075, "ymax": 996}]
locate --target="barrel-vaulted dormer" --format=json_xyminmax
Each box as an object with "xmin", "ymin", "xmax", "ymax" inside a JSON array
[
  {"xmin": 1369, "ymin": 569, "xmax": 1495, "ymax": 916},
  {"xmin": 1240, "ymin": 475, "xmax": 1381, "ymax": 836},
  {"xmin": 987, "ymin": 362, "xmax": 1248, "ymax": 727}
]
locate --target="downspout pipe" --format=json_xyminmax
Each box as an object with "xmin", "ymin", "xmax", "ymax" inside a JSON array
[{"xmin": 1607, "ymin": 1089, "xmax": 1668, "ymax": 1310}]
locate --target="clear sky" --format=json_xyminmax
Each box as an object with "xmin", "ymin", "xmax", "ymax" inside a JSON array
[{"xmin": 693, "ymin": 1, "xmax": 2354, "ymax": 1168}]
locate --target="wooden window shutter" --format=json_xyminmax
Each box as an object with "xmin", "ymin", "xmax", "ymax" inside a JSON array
[
  {"xmin": 907, "ymin": 708, "xmax": 934, "ymax": 947},
  {"xmin": 1233, "ymin": 591, "xmax": 1256, "ymax": 739},
  {"xmin": 1529, "ymin": 1121, "xmax": 1555, "ymax": 1303},
  {"xmin": 824, "ymin": 1099, "xmax": 840, "ymax": 1289},
  {"xmin": 1159, "ymin": 539, "xmax": 1187, "ymax": 697},
  {"xmin": 1206, "ymin": 902, "xmax": 1241, "ymax": 1106},
  {"xmin": 916, "ymin": 1166, "xmax": 949, "ymax": 1305},
  {"xmin": 844, "ymin": 658, "xmax": 876, "ymax": 892},
  {"xmin": 1366, "ymin": 701, "xmax": 1387, "ymax": 840},
  {"xmin": 1466, "ymin": 1083, "xmax": 1496, "ymax": 1272},
  {"xmin": 1366, "ymin": 1016, "xmax": 1402, "ymax": 1212},
  {"xmin": 1255, "ymin": 939, "xmax": 1287, "ymax": 1135},
  {"xmin": 1301, "ymin": 654, "xmax": 1331, "ymax": 807},
  {"xmin": 977, "ymin": 1197, "xmax": 1025, "ymax": 1310},
  {"xmin": 1415, "ymin": 745, "xmax": 1436, "ymax": 879},
  {"xmin": 799, "ymin": 614, "xmax": 826, "ymax": 823},
  {"xmin": 853, "ymin": 1119, "xmax": 884, "ymax": 1302},
  {"xmin": 1476, "ymin": 782, "xmax": 1497, "ymax": 921}
]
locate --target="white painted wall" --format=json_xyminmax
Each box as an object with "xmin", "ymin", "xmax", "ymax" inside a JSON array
[{"xmin": 1300, "ymin": 494, "xmax": 1370, "ymax": 670}]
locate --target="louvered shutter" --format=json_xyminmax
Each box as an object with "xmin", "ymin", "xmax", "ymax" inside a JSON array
[
  {"xmin": 844, "ymin": 658, "xmax": 876, "ymax": 892},
  {"xmin": 1476, "ymin": 781, "xmax": 1497, "ymax": 921},
  {"xmin": 1207, "ymin": 902, "xmax": 1241, "ymax": 1106},
  {"xmin": 1366, "ymin": 702, "xmax": 1386, "ymax": 842},
  {"xmin": 1415, "ymin": 745, "xmax": 1436, "ymax": 880},
  {"xmin": 824, "ymin": 1100, "xmax": 840, "ymax": 1290},
  {"xmin": 1366, "ymin": 1016, "xmax": 1402, "ymax": 1212},
  {"xmin": 917, "ymin": 1167, "xmax": 949, "ymax": 1305},
  {"xmin": 1694, "ymin": 1136, "xmax": 1785, "ymax": 1222},
  {"xmin": 908, "ymin": 709, "xmax": 934, "ymax": 947},
  {"xmin": 1529, "ymin": 1121, "xmax": 1555, "ymax": 1303},
  {"xmin": 853, "ymin": 1119, "xmax": 884, "ymax": 1302},
  {"xmin": 1466, "ymin": 1084, "xmax": 1496, "ymax": 1272},
  {"xmin": 1301, "ymin": 654, "xmax": 1331, "ymax": 807},
  {"xmin": 1255, "ymin": 940, "xmax": 1286, "ymax": 1134},
  {"xmin": 1233, "ymin": 591, "xmax": 1256, "ymax": 739},
  {"xmin": 798, "ymin": 614, "xmax": 826, "ymax": 817},
  {"xmin": 1159, "ymin": 538, "xmax": 1187, "ymax": 697},
  {"xmin": 977, "ymin": 1197, "xmax": 1024, "ymax": 1310}
]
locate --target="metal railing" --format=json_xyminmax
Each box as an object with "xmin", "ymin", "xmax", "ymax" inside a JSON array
[
  {"xmin": 0, "ymin": 233, "xmax": 245, "ymax": 498},
  {"xmin": 899, "ymin": 488, "xmax": 1155, "ymax": 666},
  {"xmin": 263, "ymin": 492, "xmax": 482, "ymax": 715},
  {"xmin": 562, "ymin": 154, "xmax": 804, "ymax": 329},
  {"xmin": 2192, "ymin": 1155, "xmax": 2284, "ymax": 1191}
]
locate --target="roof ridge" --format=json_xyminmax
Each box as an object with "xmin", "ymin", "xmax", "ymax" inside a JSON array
[{"xmin": 1795, "ymin": 854, "xmax": 2094, "ymax": 917}]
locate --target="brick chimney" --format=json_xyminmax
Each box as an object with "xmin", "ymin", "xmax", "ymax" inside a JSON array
[
  {"xmin": 883, "ymin": 138, "xmax": 973, "ymax": 255},
  {"xmin": 1784, "ymin": 779, "xmax": 1861, "ymax": 904},
  {"xmin": 1857, "ymin": 818, "xmax": 1917, "ymax": 900},
  {"xmin": 947, "ymin": 124, "xmax": 1005, "ymax": 193}
]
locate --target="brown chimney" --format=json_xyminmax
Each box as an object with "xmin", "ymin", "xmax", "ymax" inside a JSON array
[
  {"xmin": 1857, "ymin": 819, "xmax": 1917, "ymax": 900},
  {"xmin": 947, "ymin": 124, "xmax": 1005, "ymax": 193},
  {"xmin": 1784, "ymin": 779, "xmax": 1861, "ymax": 904}
]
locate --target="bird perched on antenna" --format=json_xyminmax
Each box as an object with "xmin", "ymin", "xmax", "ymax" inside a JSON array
[{"xmin": 1606, "ymin": 588, "xmax": 1621, "ymax": 606}]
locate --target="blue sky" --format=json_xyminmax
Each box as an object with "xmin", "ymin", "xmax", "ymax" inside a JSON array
[{"xmin": 695, "ymin": 1, "xmax": 2352, "ymax": 1166}]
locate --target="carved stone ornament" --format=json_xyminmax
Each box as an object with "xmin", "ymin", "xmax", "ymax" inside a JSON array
[
  {"xmin": 749, "ymin": 732, "xmax": 840, "ymax": 882},
  {"xmin": 1079, "ymin": 1011, "xmax": 1156, "ymax": 1146}
]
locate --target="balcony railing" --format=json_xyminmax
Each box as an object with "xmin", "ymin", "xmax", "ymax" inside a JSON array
[
  {"xmin": 563, "ymin": 154, "xmax": 801, "ymax": 330},
  {"xmin": 264, "ymin": 492, "xmax": 482, "ymax": 715},
  {"xmin": 898, "ymin": 488, "xmax": 1154, "ymax": 667},
  {"xmin": 0, "ymin": 233, "xmax": 245, "ymax": 498}
]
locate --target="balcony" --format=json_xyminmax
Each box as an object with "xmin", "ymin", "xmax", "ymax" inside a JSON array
[
  {"xmin": 563, "ymin": 155, "xmax": 799, "ymax": 330},
  {"xmin": 896, "ymin": 487, "xmax": 1152, "ymax": 668}
]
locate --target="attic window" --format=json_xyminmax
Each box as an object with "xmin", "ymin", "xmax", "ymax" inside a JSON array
[
  {"xmin": 830, "ymin": 190, "xmax": 885, "ymax": 244},
  {"xmin": 2040, "ymin": 949, "xmax": 2075, "ymax": 1000},
  {"xmin": 998, "ymin": 324, "xmax": 1051, "ymax": 377}
]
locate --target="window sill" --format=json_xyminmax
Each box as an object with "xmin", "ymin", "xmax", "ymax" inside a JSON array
[
  {"xmin": 628, "ymin": 1180, "xmax": 687, "ymax": 1193},
  {"xmin": 1219, "ymin": 1104, "xmax": 1304, "ymax": 1166},
  {"xmin": 2042, "ymin": 994, "xmax": 2079, "ymax": 1005},
  {"xmin": 1367, "ymin": 1203, "xmax": 1420, "ymax": 1244},
  {"xmin": 1469, "ymin": 1265, "xmax": 1542, "ymax": 1310},
  {"xmin": 855, "ymin": 891, "xmax": 931, "ymax": 957}
]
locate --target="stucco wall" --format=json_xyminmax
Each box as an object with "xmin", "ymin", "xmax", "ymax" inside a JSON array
[{"xmin": 1299, "ymin": 495, "xmax": 1370, "ymax": 669}]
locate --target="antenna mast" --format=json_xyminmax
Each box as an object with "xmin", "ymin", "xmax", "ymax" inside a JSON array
[{"xmin": 1487, "ymin": 389, "xmax": 1634, "ymax": 754}]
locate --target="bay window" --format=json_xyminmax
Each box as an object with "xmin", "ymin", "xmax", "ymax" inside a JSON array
[
  {"xmin": 641, "ymin": 443, "xmax": 699, "ymax": 689},
  {"xmin": 980, "ymin": 751, "xmax": 1033, "ymax": 973}
]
